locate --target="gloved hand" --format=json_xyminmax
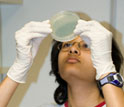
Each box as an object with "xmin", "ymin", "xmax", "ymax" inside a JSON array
[
  {"xmin": 74, "ymin": 19, "xmax": 116, "ymax": 80},
  {"xmin": 7, "ymin": 20, "xmax": 52, "ymax": 83}
]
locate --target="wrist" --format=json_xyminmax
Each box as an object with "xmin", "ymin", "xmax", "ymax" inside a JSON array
[
  {"xmin": 98, "ymin": 73, "xmax": 124, "ymax": 89},
  {"xmin": 99, "ymin": 72, "xmax": 116, "ymax": 80},
  {"xmin": 7, "ymin": 60, "xmax": 31, "ymax": 83}
]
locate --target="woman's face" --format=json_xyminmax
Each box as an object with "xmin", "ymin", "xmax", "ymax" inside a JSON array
[{"xmin": 58, "ymin": 36, "xmax": 96, "ymax": 83}]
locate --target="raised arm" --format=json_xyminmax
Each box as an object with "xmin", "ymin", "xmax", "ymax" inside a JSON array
[
  {"xmin": 0, "ymin": 20, "xmax": 52, "ymax": 107},
  {"xmin": 0, "ymin": 77, "xmax": 19, "ymax": 107},
  {"xmin": 101, "ymin": 73, "xmax": 124, "ymax": 107},
  {"xmin": 74, "ymin": 19, "xmax": 124, "ymax": 107}
]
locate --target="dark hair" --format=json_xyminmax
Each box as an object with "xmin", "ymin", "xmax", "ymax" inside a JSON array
[{"xmin": 50, "ymin": 38, "xmax": 124, "ymax": 105}]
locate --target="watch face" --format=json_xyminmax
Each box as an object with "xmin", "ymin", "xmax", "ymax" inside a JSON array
[
  {"xmin": 108, "ymin": 76, "xmax": 114, "ymax": 81},
  {"xmin": 117, "ymin": 74, "xmax": 123, "ymax": 82}
]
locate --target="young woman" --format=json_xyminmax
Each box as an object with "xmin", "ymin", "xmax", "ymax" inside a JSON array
[{"xmin": 0, "ymin": 19, "xmax": 124, "ymax": 107}]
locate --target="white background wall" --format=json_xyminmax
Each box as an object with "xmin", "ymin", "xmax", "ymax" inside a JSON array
[{"xmin": 0, "ymin": 0, "xmax": 124, "ymax": 107}]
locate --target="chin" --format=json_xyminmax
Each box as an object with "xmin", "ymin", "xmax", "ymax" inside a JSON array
[{"xmin": 59, "ymin": 66, "xmax": 80, "ymax": 80}]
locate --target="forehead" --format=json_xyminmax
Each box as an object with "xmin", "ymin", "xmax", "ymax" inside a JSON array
[{"xmin": 63, "ymin": 35, "xmax": 82, "ymax": 43}]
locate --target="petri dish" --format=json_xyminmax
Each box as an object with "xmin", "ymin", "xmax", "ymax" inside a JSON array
[{"xmin": 50, "ymin": 11, "xmax": 80, "ymax": 42}]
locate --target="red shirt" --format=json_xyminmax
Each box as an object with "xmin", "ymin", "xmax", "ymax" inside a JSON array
[{"xmin": 64, "ymin": 101, "xmax": 106, "ymax": 107}]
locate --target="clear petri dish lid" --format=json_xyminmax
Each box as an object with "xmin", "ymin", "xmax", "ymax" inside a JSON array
[{"xmin": 50, "ymin": 11, "xmax": 80, "ymax": 42}]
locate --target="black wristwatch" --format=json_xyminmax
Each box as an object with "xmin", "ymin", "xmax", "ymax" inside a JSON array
[{"xmin": 98, "ymin": 73, "xmax": 124, "ymax": 89}]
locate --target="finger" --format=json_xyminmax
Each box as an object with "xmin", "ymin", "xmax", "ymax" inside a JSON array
[
  {"xmin": 87, "ymin": 20, "xmax": 109, "ymax": 32},
  {"xmin": 15, "ymin": 27, "xmax": 51, "ymax": 40},
  {"xmin": 80, "ymin": 31, "xmax": 103, "ymax": 45},
  {"xmin": 28, "ymin": 27, "xmax": 52, "ymax": 34},
  {"xmin": 24, "ymin": 20, "xmax": 50, "ymax": 28},
  {"xmin": 16, "ymin": 33, "xmax": 47, "ymax": 47},
  {"xmin": 78, "ymin": 19, "xmax": 87, "ymax": 24},
  {"xmin": 88, "ymin": 20, "xmax": 101, "ymax": 27},
  {"xmin": 74, "ymin": 20, "xmax": 89, "ymax": 34},
  {"xmin": 41, "ymin": 20, "xmax": 50, "ymax": 24},
  {"xmin": 27, "ymin": 24, "xmax": 51, "ymax": 28},
  {"xmin": 73, "ymin": 28, "xmax": 83, "ymax": 35},
  {"xmin": 76, "ymin": 19, "xmax": 88, "ymax": 28},
  {"xmin": 81, "ymin": 36, "xmax": 91, "ymax": 48},
  {"xmin": 80, "ymin": 32, "xmax": 93, "ymax": 41},
  {"xmin": 27, "ymin": 32, "xmax": 48, "ymax": 39},
  {"xmin": 16, "ymin": 32, "xmax": 47, "ymax": 40},
  {"xmin": 74, "ymin": 25, "xmax": 91, "ymax": 35}
]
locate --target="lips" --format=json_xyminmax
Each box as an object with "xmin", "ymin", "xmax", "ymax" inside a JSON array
[{"xmin": 66, "ymin": 57, "xmax": 80, "ymax": 63}]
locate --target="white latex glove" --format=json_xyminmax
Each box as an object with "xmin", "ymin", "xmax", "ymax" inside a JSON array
[
  {"xmin": 7, "ymin": 20, "xmax": 52, "ymax": 83},
  {"xmin": 74, "ymin": 19, "xmax": 116, "ymax": 80}
]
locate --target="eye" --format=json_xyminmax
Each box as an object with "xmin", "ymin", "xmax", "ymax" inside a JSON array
[
  {"xmin": 82, "ymin": 43, "xmax": 90, "ymax": 49},
  {"xmin": 62, "ymin": 43, "xmax": 72, "ymax": 48}
]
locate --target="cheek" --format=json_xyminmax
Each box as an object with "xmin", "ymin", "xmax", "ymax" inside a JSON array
[
  {"xmin": 58, "ymin": 52, "xmax": 65, "ymax": 78},
  {"xmin": 58, "ymin": 52, "xmax": 67, "ymax": 72},
  {"xmin": 80, "ymin": 53, "xmax": 96, "ymax": 78},
  {"xmin": 82, "ymin": 53, "xmax": 93, "ymax": 69},
  {"xmin": 58, "ymin": 51, "xmax": 63, "ymax": 68}
]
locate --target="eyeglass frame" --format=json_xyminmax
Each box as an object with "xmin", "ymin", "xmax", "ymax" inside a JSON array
[{"xmin": 57, "ymin": 40, "xmax": 90, "ymax": 52}]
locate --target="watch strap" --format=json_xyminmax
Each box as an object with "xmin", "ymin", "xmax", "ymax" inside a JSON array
[{"xmin": 98, "ymin": 73, "xmax": 123, "ymax": 88}]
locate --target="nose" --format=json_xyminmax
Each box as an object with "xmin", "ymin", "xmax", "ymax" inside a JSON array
[{"xmin": 68, "ymin": 45, "xmax": 80, "ymax": 55}]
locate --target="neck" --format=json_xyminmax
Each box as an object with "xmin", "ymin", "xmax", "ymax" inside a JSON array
[{"xmin": 67, "ymin": 81, "xmax": 104, "ymax": 107}]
